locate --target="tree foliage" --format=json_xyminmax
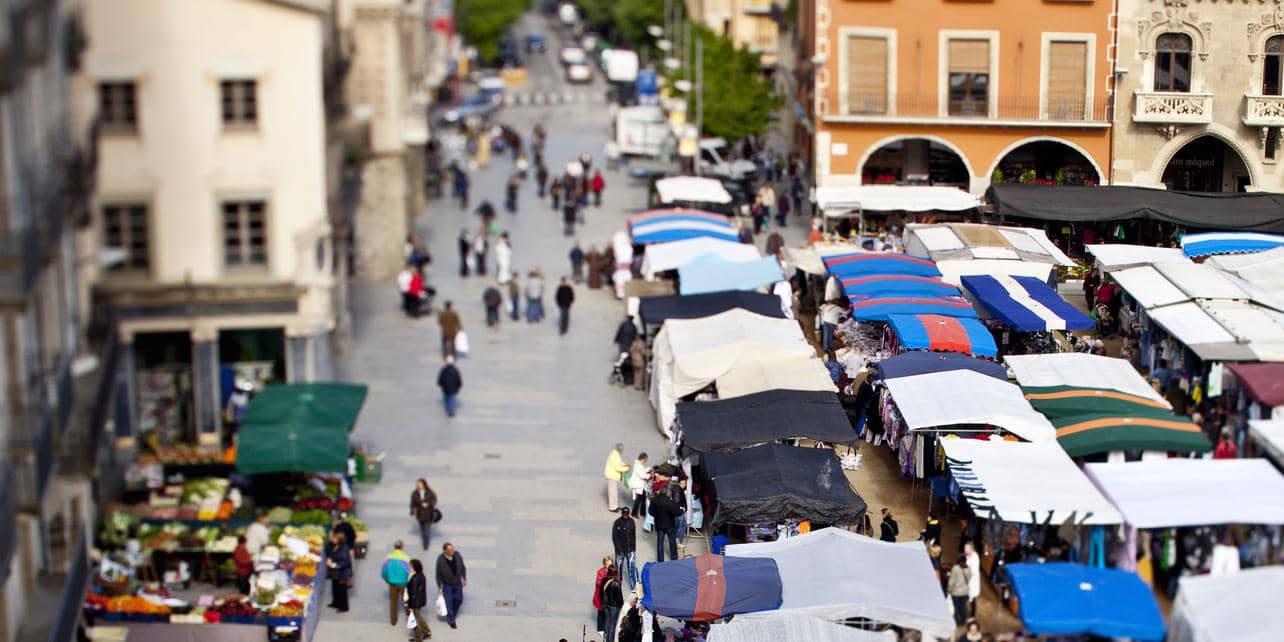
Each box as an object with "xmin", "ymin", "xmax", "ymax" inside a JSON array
[
  {"xmin": 611, "ymin": 0, "xmax": 665, "ymax": 51},
  {"xmin": 686, "ymin": 23, "xmax": 782, "ymax": 141},
  {"xmin": 456, "ymin": 0, "xmax": 527, "ymax": 63}
]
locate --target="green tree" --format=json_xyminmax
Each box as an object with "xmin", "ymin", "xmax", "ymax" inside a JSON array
[
  {"xmin": 611, "ymin": 0, "xmax": 665, "ymax": 51},
  {"xmin": 576, "ymin": 0, "xmax": 618, "ymax": 39},
  {"xmin": 456, "ymin": 0, "xmax": 527, "ymax": 64},
  {"xmin": 684, "ymin": 24, "xmax": 782, "ymax": 141}
]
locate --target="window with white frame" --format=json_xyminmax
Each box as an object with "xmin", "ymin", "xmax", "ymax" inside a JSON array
[
  {"xmin": 845, "ymin": 35, "xmax": 890, "ymax": 114},
  {"xmin": 948, "ymin": 39, "xmax": 990, "ymax": 116},
  {"xmin": 222, "ymin": 200, "xmax": 268, "ymax": 268}
]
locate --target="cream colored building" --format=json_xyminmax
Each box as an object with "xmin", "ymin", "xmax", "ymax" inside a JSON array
[
  {"xmin": 1113, "ymin": 0, "xmax": 1284, "ymax": 192},
  {"xmin": 686, "ymin": 0, "xmax": 781, "ymax": 67},
  {"xmin": 71, "ymin": 0, "xmax": 339, "ymax": 444}
]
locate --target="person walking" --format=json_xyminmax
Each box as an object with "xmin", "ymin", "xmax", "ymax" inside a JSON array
[
  {"xmin": 325, "ymin": 530, "xmax": 353, "ymax": 612},
  {"xmin": 494, "ymin": 233, "xmax": 512, "ymax": 284},
  {"xmin": 592, "ymin": 556, "xmax": 611, "ymax": 636},
  {"xmin": 536, "ymin": 162, "xmax": 549, "ymax": 198},
  {"xmin": 482, "ymin": 285, "xmax": 502, "ymax": 329},
  {"xmin": 471, "ymin": 232, "xmax": 488, "ymax": 276},
  {"xmin": 455, "ymin": 171, "xmax": 470, "ymax": 209},
  {"xmin": 436, "ymin": 301, "xmax": 461, "ymax": 359},
  {"xmin": 879, "ymin": 508, "xmax": 900, "ymax": 542},
  {"xmin": 569, "ymin": 242, "xmax": 585, "ymax": 283},
  {"xmin": 555, "ymin": 277, "xmax": 575, "ymax": 335},
  {"xmin": 618, "ymin": 596, "xmax": 643, "ymax": 642},
  {"xmin": 600, "ymin": 566, "xmax": 624, "ymax": 642},
  {"xmin": 947, "ymin": 556, "xmax": 972, "ymax": 626},
  {"xmin": 409, "ymin": 479, "xmax": 438, "ymax": 550},
  {"xmin": 611, "ymin": 509, "xmax": 637, "ymax": 590},
  {"xmin": 436, "ymin": 356, "xmax": 462, "ymax": 418},
  {"xmin": 434, "ymin": 543, "xmax": 466, "ymax": 629},
  {"xmin": 474, "ymin": 200, "xmax": 496, "ymax": 235},
  {"xmin": 756, "ymin": 181, "xmax": 776, "ymax": 230},
  {"xmin": 603, "ymin": 443, "xmax": 630, "ymax": 512},
  {"xmin": 627, "ymin": 453, "xmax": 650, "ymax": 517},
  {"xmin": 562, "ymin": 196, "xmax": 577, "ymax": 236},
  {"xmin": 775, "ymin": 189, "xmax": 790, "ymax": 227},
  {"xmin": 591, "ymin": 170, "xmax": 605, "ymax": 207},
  {"xmin": 405, "ymin": 558, "xmax": 432, "ymax": 641},
  {"xmin": 649, "ymin": 486, "xmax": 681, "ymax": 562},
  {"xmin": 628, "ymin": 336, "xmax": 649, "ymax": 391},
  {"xmin": 232, "ymin": 536, "xmax": 253, "ymax": 596},
  {"xmin": 456, "ymin": 229, "xmax": 471, "ymax": 277},
  {"xmin": 550, "ymin": 176, "xmax": 563, "ymax": 210},
  {"xmin": 612, "ymin": 316, "xmax": 637, "ymax": 357},
  {"xmin": 506, "ymin": 278, "xmax": 520, "ymax": 322},
  {"xmin": 524, "ymin": 269, "xmax": 545, "ymax": 323},
  {"xmin": 405, "ymin": 234, "xmax": 429, "ymax": 271},
  {"xmin": 380, "ymin": 541, "xmax": 412, "ymax": 626},
  {"xmin": 504, "ymin": 173, "xmax": 520, "ymax": 213},
  {"xmin": 964, "ymin": 541, "xmax": 981, "ymax": 617}
]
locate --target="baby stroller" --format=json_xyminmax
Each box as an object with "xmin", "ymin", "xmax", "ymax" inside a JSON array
[
  {"xmin": 608, "ymin": 352, "xmax": 633, "ymax": 387},
  {"xmin": 1093, "ymin": 302, "xmax": 1117, "ymax": 336}
]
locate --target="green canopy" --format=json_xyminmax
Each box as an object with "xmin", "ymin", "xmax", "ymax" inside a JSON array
[
  {"xmin": 1023, "ymin": 385, "xmax": 1210, "ymax": 457},
  {"xmin": 235, "ymin": 383, "xmax": 368, "ymax": 474}
]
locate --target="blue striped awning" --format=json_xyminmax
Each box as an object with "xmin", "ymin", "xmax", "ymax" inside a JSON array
[{"xmin": 961, "ymin": 274, "xmax": 1093, "ymax": 332}]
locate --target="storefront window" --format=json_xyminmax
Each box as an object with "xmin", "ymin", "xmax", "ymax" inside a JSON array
[{"xmin": 1154, "ymin": 33, "xmax": 1192, "ymax": 93}]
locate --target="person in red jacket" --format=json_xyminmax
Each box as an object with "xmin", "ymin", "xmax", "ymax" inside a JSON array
[
  {"xmin": 591, "ymin": 170, "xmax": 605, "ymax": 207},
  {"xmin": 1213, "ymin": 429, "xmax": 1238, "ymax": 459}
]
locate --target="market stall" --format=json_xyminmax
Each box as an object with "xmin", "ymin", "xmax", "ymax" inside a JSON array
[
  {"xmin": 629, "ymin": 209, "xmax": 738, "ymax": 245},
  {"xmin": 1168, "ymin": 565, "xmax": 1284, "ymax": 642},
  {"xmin": 723, "ymin": 528, "xmax": 955, "ymax": 640},
  {"xmin": 904, "ymin": 223, "xmax": 1074, "ymax": 267},
  {"xmin": 882, "ymin": 371, "xmax": 1056, "ymax": 442},
  {"xmin": 708, "ymin": 613, "xmax": 896, "ymax": 642},
  {"xmin": 1004, "ymin": 353, "xmax": 1167, "ymax": 404},
  {"xmin": 959, "ymin": 274, "xmax": 1092, "ymax": 332},
  {"xmin": 678, "ymin": 255, "xmax": 784, "ymax": 296},
  {"xmin": 235, "ymin": 383, "xmax": 368, "ymax": 475},
  {"xmin": 703, "ymin": 444, "xmax": 866, "ymax": 527},
  {"xmin": 654, "ymin": 176, "xmax": 735, "ymax": 208},
  {"xmin": 638, "ymin": 291, "xmax": 785, "ymax": 331},
  {"xmin": 640, "ymin": 554, "xmax": 782, "ymax": 621},
  {"xmin": 1084, "ymin": 243, "xmax": 1187, "ymax": 270},
  {"xmin": 1180, "ymin": 231, "xmax": 1284, "ymax": 258},
  {"xmin": 1004, "ymin": 563, "xmax": 1165, "ymax": 641},
  {"xmin": 1023, "ymin": 385, "xmax": 1210, "ymax": 457},
  {"xmin": 676, "ymin": 390, "xmax": 857, "ymax": 454},
  {"xmin": 813, "ymin": 185, "xmax": 980, "ymax": 237},
  {"xmin": 872, "ymin": 351, "xmax": 1008, "ymax": 381},
  {"xmin": 822, "ymin": 253, "xmax": 943, "ymax": 279},
  {"xmin": 640, "ymin": 237, "xmax": 761, "ymax": 279},
  {"xmin": 884, "ymin": 314, "xmax": 998, "ymax": 358},
  {"xmin": 987, "ymin": 184, "xmax": 1284, "ymax": 234},
  {"xmin": 711, "ymin": 358, "xmax": 836, "ymax": 400},
  {"xmin": 1083, "ymin": 459, "xmax": 1284, "ymax": 529},
  {"xmin": 1248, "ymin": 419, "xmax": 1284, "ymax": 464}
]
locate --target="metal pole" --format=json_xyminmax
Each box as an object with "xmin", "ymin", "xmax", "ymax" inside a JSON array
[
  {"xmin": 695, "ymin": 37, "xmax": 703, "ymax": 177},
  {"xmin": 684, "ymin": 21, "xmax": 692, "ymax": 85},
  {"xmin": 664, "ymin": 0, "xmax": 672, "ymax": 47}
]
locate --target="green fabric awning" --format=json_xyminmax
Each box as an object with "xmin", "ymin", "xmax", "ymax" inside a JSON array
[
  {"xmin": 235, "ymin": 383, "xmax": 368, "ymax": 474},
  {"xmin": 1023, "ymin": 385, "xmax": 1210, "ymax": 457}
]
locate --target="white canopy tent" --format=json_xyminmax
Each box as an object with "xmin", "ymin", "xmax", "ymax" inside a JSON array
[
  {"xmin": 640, "ymin": 237, "xmax": 761, "ymax": 278},
  {"xmin": 1202, "ymin": 301, "xmax": 1284, "ymax": 361},
  {"xmin": 649, "ymin": 309, "xmax": 814, "ymax": 438},
  {"xmin": 1086, "ymin": 244, "xmax": 1188, "ymax": 270},
  {"xmin": 813, "ymin": 185, "xmax": 980, "ymax": 215},
  {"xmin": 1249, "ymin": 419, "xmax": 1284, "ymax": 464},
  {"xmin": 655, "ymin": 175, "xmax": 733, "ymax": 205},
  {"xmin": 1146, "ymin": 302, "xmax": 1259, "ymax": 362},
  {"xmin": 940, "ymin": 438, "xmax": 1123, "ymax": 525},
  {"xmin": 709, "ymin": 615, "xmax": 896, "ymax": 642},
  {"xmin": 1004, "ymin": 353, "xmax": 1169, "ymax": 405},
  {"xmin": 1084, "ymin": 459, "xmax": 1284, "ymax": 528},
  {"xmin": 882, "ymin": 370, "xmax": 1057, "ymax": 442},
  {"xmin": 904, "ymin": 223, "xmax": 1075, "ymax": 266},
  {"xmin": 715, "ymin": 357, "xmax": 836, "ymax": 400},
  {"xmin": 1210, "ymin": 246, "xmax": 1284, "ymax": 309},
  {"xmin": 1154, "ymin": 263, "xmax": 1249, "ymax": 300},
  {"xmin": 934, "ymin": 259, "xmax": 1054, "ymax": 287},
  {"xmin": 1108, "ymin": 266, "xmax": 1190, "ymax": 309},
  {"xmin": 1169, "ymin": 566, "xmax": 1284, "ymax": 642},
  {"xmin": 724, "ymin": 528, "xmax": 955, "ymax": 640}
]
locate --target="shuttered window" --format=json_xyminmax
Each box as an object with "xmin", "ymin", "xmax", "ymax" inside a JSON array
[
  {"xmin": 846, "ymin": 36, "xmax": 888, "ymax": 114},
  {"xmin": 948, "ymin": 39, "xmax": 990, "ymax": 116},
  {"xmin": 1047, "ymin": 41, "xmax": 1088, "ymax": 120}
]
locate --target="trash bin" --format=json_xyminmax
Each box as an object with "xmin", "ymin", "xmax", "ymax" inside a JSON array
[
  {"xmin": 353, "ymin": 452, "xmax": 366, "ymax": 483},
  {"xmin": 361, "ymin": 453, "xmax": 384, "ymax": 484}
]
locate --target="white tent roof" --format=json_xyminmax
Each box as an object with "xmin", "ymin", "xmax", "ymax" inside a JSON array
[
  {"xmin": 1146, "ymin": 302, "xmax": 1249, "ymax": 361},
  {"xmin": 1109, "ymin": 266, "xmax": 1189, "ymax": 309},
  {"xmin": 724, "ymin": 528, "xmax": 954, "ymax": 639},
  {"xmin": 641, "ymin": 237, "xmax": 761, "ymax": 278},
  {"xmin": 904, "ymin": 223, "xmax": 1075, "ymax": 266},
  {"xmin": 782, "ymin": 244, "xmax": 862, "ymax": 276},
  {"xmin": 1154, "ymin": 263, "xmax": 1249, "ymax": 300},
  {"xmin": 1004, "ymin": 353, "xmax": 1168, "ymax": 405},
  {"xmin": 940, "ymin": 438, "xmax": 1123, "ymax": 525},
  {"xmin": 1249, "ymin": 419, "xmax": 1284, "ymax": 463},
  {"xmin": 709, "ymin": 614, "xmax": 896, "ymax": 642},
  {"xmin": 882, "ymin": 370, "xmax": 1056, "ymax": 442},
  {"xmin": 1086, "ymin": 244, "xmax": 1189, "ymax": 270},
  {"xmin": 655, "ymin": 176, "xmax": 733, "ymax": 204},
  {"xmin": 1169, "ymin": 566, "xmax": 1284, "ymax": 642},
  {"xmin": 1210, "ymin": 247, "xmax": 1284, "ymax": 302},
  {"xmin": 934, "ymin": 259, "xmax": 1054, "ymax": 286},
  {"xmin": 715, "ymin": 357, "xmax": 836, "ymax": 399},
  {"xmin": 1201, "ymin": 301, "xmax": 1284, "ymax": 361},
  {"xmin": 1084, "ymin": 459, "xmax": 1284, "ymax": 528},
  {"xmin": 814, "ymin": 185, "xmax": 979, "ymax": 214}
]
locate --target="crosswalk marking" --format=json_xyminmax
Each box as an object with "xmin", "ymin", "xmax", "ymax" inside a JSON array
[{"xmin": 502, "ymin": 90, "xmax": 609, "ymax": 108}]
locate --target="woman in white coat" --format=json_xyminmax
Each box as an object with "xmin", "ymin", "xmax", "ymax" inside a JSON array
[
  {"xmin": 494, "ymin": 233, "xmax": 513, "ymax": 284},
  {"xmin": 964, "ymin": 541, "xmax": 981, "ymax": 617},
  {"xmin": 628, "ymin": 453, "xmax": 651, "ymax": 518}
]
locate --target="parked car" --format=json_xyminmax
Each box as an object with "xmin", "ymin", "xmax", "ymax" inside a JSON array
[
  {"xmin": 698, "ymin": 138, "xmax": 758, "ymax": 181},
  {"xmin": 566, "ymin": 63, "xmax": 592, "ymax": 83},
  {"xmin": 440, "ymin": 93, "xmax": 499, "ymax": 125},
  {"xmin": 526, "ymin": 33, "xmax": 547, "ymax": 53},
  {"xmin": 559, "ymin": 45, "xmax": 587, "ymax": 66}
]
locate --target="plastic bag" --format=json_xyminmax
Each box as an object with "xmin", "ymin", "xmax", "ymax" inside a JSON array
[
  {"xmin": 435, "ymin": 594, "xmax": 448, "ymax": 617},
  {"xmin": 455, "ymin": 331, "xmax": 470, "ymax": 355},
  {"xmin": 407, "ymin": 610, "xmax": 417, "ymax": 629}
]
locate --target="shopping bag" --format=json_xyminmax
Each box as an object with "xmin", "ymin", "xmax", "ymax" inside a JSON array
[
  {"xmin": 435, "ymin": 594, "xmax": 448, "ymax": 617},
  {"xmin": 406, "ymin": 610, "xmax": 418, "ymax": 629},
  {"xmin": 455, "ymin": 331, "xmax": 470, "ymax": 355}
]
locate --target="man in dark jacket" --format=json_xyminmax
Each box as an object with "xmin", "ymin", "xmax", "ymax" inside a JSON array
[
  {"xmin": 554, "ymin": 277, "xmax": 575, "ymax": 335},
  {"xmin": 648, "ymin": 488, "xmax": 681, "ymax": 562},
  {"xmin": 880, "ymin": 508, "xmax": 899, "ymax": 542},
  {"xmin": 612, "ymin": 316, "xmax": 638, "ymax": 356},
  {"xmin": 436, "ymin": 357, "xmax": 462, "ymax": 417},
  {"xmin": 569, "ymin": 242, "xmax": 585, "ymax": 283},
  {"xmin": 611, "ymin": 507, "xmax": 637, "ymax": 589},
  {"xmin": 435, "ymin": 543, "xmax": 467, "ymax": 629},
  {"xmin": 482, "ymin": 285, "xmax": 502, "ymax": 328},
  {"xmin": 406, "ymin": 558, "xmax": 431, "ymax": 641}
]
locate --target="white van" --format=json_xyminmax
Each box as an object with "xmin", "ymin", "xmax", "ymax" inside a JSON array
[
  {"xmin": 698, "ymin": 138, "xmax": 758, "ymax": 180},
  {"xmin": 615, "ymin": 106, "xmax": 669, "ymax": 157}
]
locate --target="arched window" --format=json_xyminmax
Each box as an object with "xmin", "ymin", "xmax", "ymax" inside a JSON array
[
  {"xmin": 1264, "ymin": 36, "xmax": 1284, "ymax": 96},
  {"xmin": 1154, "ymin": 33, "xmax": 1192, "ymax": 92}
]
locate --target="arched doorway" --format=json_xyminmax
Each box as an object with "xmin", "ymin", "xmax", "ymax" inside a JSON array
[
  {"xmin": 1162, "ymin": 136, "xmax": 1251, "ymax": 192},
  {"xmin": 991, "ymin": 141, "xmax": 1100, "ymax": 186},
  {"xmin": 860, "ymin": 138, "xmax": 970, "ymax": 188}
]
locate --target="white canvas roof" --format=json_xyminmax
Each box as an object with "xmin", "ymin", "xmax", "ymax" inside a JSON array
[
  {"xmin": 1086, "ymin": 244, "xmax": 1189, "ymax": 270},
  {"xmin": 1146, "ymin": 302, "xmax": 1249, "ymax": 361},
  {"xmin": 1154, "ymin": 263, "xmax": 1249, "ymax": 300},
  {"xmin": 1084, "ymin": 459, "xmax": 1284, "ymax": 528},
  {"xmin": 1003, "ymin": 353, "xmax": 1168, "ymax": 405},
  {"xmin": 904, "ymin": 224, "xmax": 1074, "ymax": 266},
  {"xmin": 782, "ymin": 244, "xmax": 865, "ymax": 276},
  {"xmin": 882, "ymin": 370, "xmax": 1056, "ymax": 442},
  {"xmin": 1169, "ymin": 566, "xmax": 1284, "ymax": 642},
  {"xmin": 1200, "ymin": 301, "xmax": 1284, "ymax": 361},
  {"xmin": 641, "ymin": 237, "xmax": 761, "ymax": 278},
  {"xmin": 1109, "ymin": 266, "xmax": 1189, "ymax": 309},
  {"xmin": 655, "ymin": 176, "xmax": 733, "ymax": 204},
  {"xmin": 940, "ymin": 438, "xmax": 1123, "ymax": 525},
  {"xmin": 814, "ymin": 185, "xmax": 980, "ymax": 214},
  {"xmin": 934, "ymin": 259, "xmax": 1054, "ymax": 286},
  {"xmin": 715, "ymin": 357, "xmax": 836, "ymax": 399},
  {"xmin": 724, "ymin": 529, "xmax": 955, "ymax": 639},
  {"xmin": 709, "ymin": 614, "xmax": 896, "ymax": 642},
  {"xmin": 1249, "ymin": 419, "xmax": 1284, "ymax": 464}
]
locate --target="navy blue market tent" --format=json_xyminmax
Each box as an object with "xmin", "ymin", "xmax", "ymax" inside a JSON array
[
  {"xmin": 637, "ymin": 291, "xmax": 786, "ymax": 327},
  {"xmin": 704, "ymin": 444, "xmax": 867, "ymax": 526},
  {"xmin": 960, "ymin": 275, "xmax": 1093, "ymax": 332},
  {"xmin": 640, "ymin": 554, "xmax": 782, "ymax": 621},
  {"xmin": 676, "ymin": 389, "xmax": 857, "ymax": 453},
  {"xmin": 1006, "ymin": 563, "xmax": 1165, "ymax": 641},
  {"xmin": 874, "ymin": 351, "xmax": 1008, "ymax": 382}
]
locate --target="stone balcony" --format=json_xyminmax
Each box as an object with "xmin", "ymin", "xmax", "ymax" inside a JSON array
[
  {"xmin": 1133, "ymin": 91, "xmax": 1213, "ymax": 125},
  {"xmin": 1243, "ymin": 95, "xmax": 1284, "ymax": 127}
]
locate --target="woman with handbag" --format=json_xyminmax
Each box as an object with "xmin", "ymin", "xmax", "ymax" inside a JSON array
[
  {"xmin": 326, "ymin": 530, "xmax": 353, "ymax": 612},
  {"xmin": 591, "ymin": 556, "xmax": 611, "ymax": 636},
  {"xmin": 410, "ymin": 479, "xmax": 439, "ymax": 551},
  {"xmin": 405, "ymin": 558, "xmax": 432, "ymax": 641}
]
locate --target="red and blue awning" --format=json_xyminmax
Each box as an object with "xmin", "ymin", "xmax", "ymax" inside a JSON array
[
  {"xmin": 841, "ymin": 275, "xmax": 961, "ymax": 298},
  {"xmin": 848, "ymin": 295, "xmax": 979, "ymax": 322},
  {"xmin": 640, "ymin": 554, "xmax": 783, "ymax": 622},
  {"xmin": 960, "ymin": 274, "xmax": 1093, "ymax": 332},
  {"xmin": 887, "ymin": 314, "xmax": 998, "ymax": 358},
  {"xmin": 823, "ymin": 253, "xmax": 942, "ymax": 278}
]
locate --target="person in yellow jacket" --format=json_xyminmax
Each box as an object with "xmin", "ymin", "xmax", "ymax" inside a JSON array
[{"xmin": 603, "ymin": 443, "xmax": 630, "ymax": 512}]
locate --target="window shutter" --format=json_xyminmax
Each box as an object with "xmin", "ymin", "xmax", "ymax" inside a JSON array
[
  {"xmin": 1047, "ymin": 41, "xmax": 1087, "ymax": 118},
  {"xmin": 949, "ymin": 39, "xmax": 989, "ymax": 75},
  {"xmin": 846, "ymin": 36, "xmax": 888, "ymax": 114}
]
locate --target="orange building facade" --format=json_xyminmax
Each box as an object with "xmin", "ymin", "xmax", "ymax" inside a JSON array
[{"xmin": 806, "ymin": 0, "xmax": 1115, "ymax": 195}]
